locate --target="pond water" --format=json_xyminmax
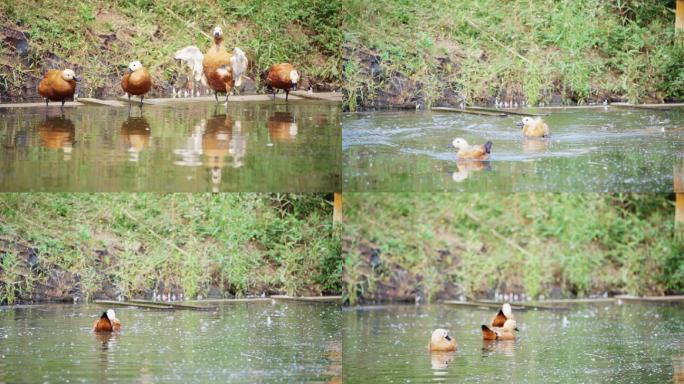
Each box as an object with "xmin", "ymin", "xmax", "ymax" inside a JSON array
[
  {"xmin": 0, "ymin": 302, "xmax": 341, "ymax": 383},
  {"xmin": 0, "ymin": 100, "xmax": 341, "ymax": 192},
  {"xmin": 342, "ymin": 303, "xmax": 684, "ymax": 383},
  {"xmin": 343, "ymin": 108, "xmax": 684, "ymax": 192}
]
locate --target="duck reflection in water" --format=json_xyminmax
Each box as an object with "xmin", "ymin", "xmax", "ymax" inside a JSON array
[
  {"xmin": 451, "ymin": 160, "xmax": 491, "ymax": 182},
  {"xmin": 174, "ymin": 114, "xmax": 246, "ymax": 192},
  {"xmin": 268, "ymin": 111, "xmax": 298, "ymax": 143},
  {"xmin": 522, "ymin": 137, "xmax": 550, "ymax": 154},
  {"xmin": 430, "ymin": 351, "xmax": 455, "ymax": 373},
  {"xmin": 37, "ymin": 115, "xmax": 75, "ymax": 160},
  {"xmin": 120, "ymin": 116, "xmax": 151, "ymax": 162},
  {"xmin": 481, "ymin": 339, "xmax": 516, "ymax": 357}
]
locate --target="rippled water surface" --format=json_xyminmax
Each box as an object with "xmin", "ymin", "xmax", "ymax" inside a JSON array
[
  {"xmin": 343, "ymin": 108, "xmax": 684, "ymax": 191},
  {"xmin": 342, "ymin": 303, "xmax": 684, "ymax": 383},
  {"xmin": 0, "ymin": 100, "xmax": 341, "ymax": 192},
  {"xmin": 0, "ymin": 302, "xmax": 341, "ymax": 383}
]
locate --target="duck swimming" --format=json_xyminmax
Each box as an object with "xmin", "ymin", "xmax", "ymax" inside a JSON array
[
  {"xmin": 450, "ymin": 138, "xmax": 492, "ymax": 160},
  {"xmin": 92, "ymin": 309, "xmax": 121, "ymax": 332},
  {"xmin": 481, "ymin": 319, "xmax": 518, "ymax": 340},
  {"xmin": 428, "ymin": 328, "xmax": 457, "ymax": 352},
  {"xmin": 518, "ymin": 116, "xmax": 550, "ymax": 138}
]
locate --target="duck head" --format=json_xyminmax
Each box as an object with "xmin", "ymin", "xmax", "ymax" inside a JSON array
[
  {"xmin": 430, "ymin": 328, "xmax": 457, "ymax": 350},
  {"xmin": 290, "ymin": 70, "xmax": 299, "ymax": 91},
  {"xmin": 62, "ymin": 69, "xmax": 80, "ymax": 82},
  {"xmin": 106, "ymin": 309, "xmax": 117, "ymax": 321},
  {"xmin": 516, "ymin": 117, "xmax": 534, "ymax": 128},
  {"xmin": 127, "ymin": 60, "xmax": 143, "ymax": 74},
  {"xmin": 450, "ymin": 137, "xmax": 468, "ymax": 149},
  {"xmin": 213, "ymin": 26, "xmax": 223, "ymax": 41},
  {"xmin": 502, "ymin": 303, "xmax": 513, "ymax": 318}
]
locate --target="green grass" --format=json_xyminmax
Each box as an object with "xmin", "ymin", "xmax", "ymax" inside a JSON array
[
  {"xmin": 0, "ymin": 193, "xmax": 341, "ymax": 305},
  {"xmin": 342, "ymin": 193, "xmax": 684, "ymax": 304},
  {"xmin": 342, "ymin": 0, "xmax": 684, "ymax": 110},
  {"xmin": 0, "ymin": 0, "xmax": 342, "ymax": 97}
]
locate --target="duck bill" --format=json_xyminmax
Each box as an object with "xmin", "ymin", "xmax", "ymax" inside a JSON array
[
  {"xmin": 74, "ymin": 76, "xmax": 81, "ymax": 82},
  {"xmin": 515, "ymin": 122, "xmax": 524, "ymax": 128},
  {"xmin": 445, "ymin": 335, "xmax": 452, "ymax": 341}
]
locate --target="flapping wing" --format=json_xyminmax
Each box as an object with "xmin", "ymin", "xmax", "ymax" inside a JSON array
[
  {"xmin": 174, "ymin": 46, "xmax": 204, "ymax": 82},
  {"xmin": 230, "ymin": 47, "xmax": 248, "ymax": 87}
]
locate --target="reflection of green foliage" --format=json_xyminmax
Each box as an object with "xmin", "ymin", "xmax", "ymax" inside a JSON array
[
  {"xmin": 343, "ymin": 0, "xmax": 684, "ymax": 109},
  {"xmin": 343, "ymin": 193, "xmax": 683, "ymax": 304},
  {"xmin": 0, "ymin": 193, "xmax": 340, "ymax": 304}
]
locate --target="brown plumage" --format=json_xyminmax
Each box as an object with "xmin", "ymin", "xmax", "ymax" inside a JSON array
[
  {"xmin": 92, "ymin": 310, "xmax": 121, "ymax": 333},
  {"xmin": 451, "ymin": 138, "xmax": 492, "ymax": 160},
  {"xmin": 121, "ymin": 116, "xmax": 151, "ymax": 157},
  {"xmin": 37, "ymin": 69, "xmax": 78, "ymax": 108},
  {"xmin": 38, "ymin": 116, "xmax": 75, "ymax": 150},
  {"xmin": 203, "ymin": 27, "xmax": 234, "ymax": 104},
  {"xmin": 268, "ymin": 112, "xmax": 297, "ymax": 142},
  {"xmin": 518, "ymin": 117, "xmax": 550, "ymax": 138},
  {"xmin": 121, "ymin": 61, "xmax": 152, "ymax": 107},
  {"xmin": 481, "ymin": 320, "xmax": 517, "ymax": 341},
  {"xmin": 264, "ymin": 63, "xmax": 300, "ymax": 102}
]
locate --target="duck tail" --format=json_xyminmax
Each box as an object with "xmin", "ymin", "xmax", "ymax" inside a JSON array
[
  {"xmin": 93, "ymin": 312, "xmax": 113, "ymax": 332},
  {"xmin": 484, "ymin": 141, "xmax": 493, "ymax": 154},
  {"xmin": 481, "ymin": 325, "xmax": 497, "ymax": 340}
]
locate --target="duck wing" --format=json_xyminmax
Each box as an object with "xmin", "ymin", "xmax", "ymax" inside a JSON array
[
  {"xmin": 230, "ymin": 48, "xmax": 248, "ymax": 87},
  {"xmin": 490, "ymin": 309, "xmax": 507, "ymax": 327},
  {"xmin": 174, "ymin": 46, "xmax": 204, "ymax": 82}
]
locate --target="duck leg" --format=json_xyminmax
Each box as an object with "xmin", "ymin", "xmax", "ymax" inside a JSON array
[
  {"xmin": 61, "ymin": 99, "xmax": 66, "ymax": 109},
  {"xmin": 45, "ymin": 99, "xmax": 49, "ymax": 107},
  {"xmin": 285, "ymin": 90, "xmax": 289, "ymax": 103},
  {"xmin": 140, "ymin": 95, "xmax": 144, "ymax": 108},
  {"xmin": 214, "ymin": 92, "xmax": 219, "ymax": 104},
  {"xmin": 128, "ymin": 93, "xmax": 131, "ymax": 106}
]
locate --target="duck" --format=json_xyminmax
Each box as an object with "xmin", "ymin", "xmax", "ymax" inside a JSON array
[
  {"xmin": 481, "ymin": 319, "xmax": 518, "ymax": 340},
  {"xmin": 92, "ymin": 309, "xmax": 121, "ymax": 332},
  {"xmin": 428, "ymin": 328, "xmax": 457, "ymax": 352},
  {"xmin": 450, "ymin": 138, "xmax": 492, "ymax": 160},
  {"xmin": 121, "ymin": 60, "xmax": 152, "ymax": 107},
  {"xmin": 517, "ymin": 116, "xmax": 550, "ymax": 138},
  {"xmin": 37, "ymin": 69, "xmax": 79, "ymax": 108},
  {"xmin": 202, "ymin": 27, "xmax": 248, "ymax": 105},
  {"xmin": 264, "ymin": 63, "xmax": 299, "ymax": 102}
]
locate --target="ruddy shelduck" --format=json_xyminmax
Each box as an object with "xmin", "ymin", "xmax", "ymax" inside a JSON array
[
  {"xmin": 450, "ymin": 138, "xmax": 492, "ymax": 160},
  {"xmin": 518, "ymin": 116, "xmax": 550, "ymax": 138},
  {"xmin": 428, "ymin": 328, "xmax": 457, "ymax": 352},
  {"xmin": 92, "ymin": 309, "xmax": 121, "ymax": 333},
  {"xmin": 37, "ymin": 69, "xmax": 79, "ymax": 108},
  {"xmin": 202, "ymin": 27, "xmax": 248, "ymax": 104},
  {"xmin": 121, "ymin": 60, "xmax": 152, "ymax": 107},
  {"xmin": 264, "ymin": 63, "xmax": 299, "ymax": 102},
  {"xmin": 481, "ymin": 319, "xmax": 518, "ymax": 341}
]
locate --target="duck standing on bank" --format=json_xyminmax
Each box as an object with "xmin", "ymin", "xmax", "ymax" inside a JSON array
[
  {"xmin": 37, "ymin": 69, "xmax": 79, "ymax": 108},
  {"xmin": 263, "ymin": 63, "xmax": 299, "ymax": 103},
  {"xmin": 121, "ymin": 60, "xmax": 152, "ymax": 107},
  {"xmin": 202, "ymin": 27, "xmax": 248, "ymax": 104}
]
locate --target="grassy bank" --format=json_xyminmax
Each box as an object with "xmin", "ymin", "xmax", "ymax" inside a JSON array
[
  {"xmin": 0, "ymin": 0, "xmax": 342, "ymax": 99},
  {"xmin": 0, "ymin": 193, "xmax": 341, "ymax": 305},
  {"xmin": 343, "ymin": 1, "xmax": 684, "ymax": 110},
  {"xmin": 343, "ymin": 193, "xmax": 684, "ymax": 304}
]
